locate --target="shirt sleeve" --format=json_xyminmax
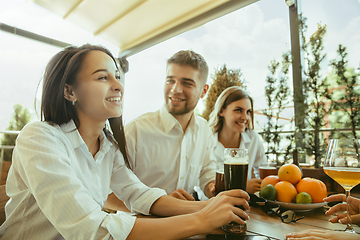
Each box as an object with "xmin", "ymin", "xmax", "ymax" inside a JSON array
[
  {"xmin": 252, "ymin": 131, "xmax": 267, "ymax": 179},
  {"xmin": 110, "ymin": 151, "xmax": 166, "ymax": 214},
  {"xmin": 199, "ymin": 128, "xmax": 216, "ymax": 192},
  {"xmin": 14, "ymin": 122, "xmax": 164, "ymax": 240}
]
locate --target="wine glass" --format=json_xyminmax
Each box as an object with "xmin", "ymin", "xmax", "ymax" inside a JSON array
[{"xmin": 323, "ymin": 138, "xmax": 360, "ymax": 233}]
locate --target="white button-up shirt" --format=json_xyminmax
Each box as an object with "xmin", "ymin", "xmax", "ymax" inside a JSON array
[
  {"xmin": 125, "ymin": 105, "xmax": 216, "ymax": 194},
  {"xmin": 0, "ymin": 120, "xmax": 166, "ymax": 240},
  {"xmin": 211, "ymin": 130, "xmax": 267, "ymax": 179}
]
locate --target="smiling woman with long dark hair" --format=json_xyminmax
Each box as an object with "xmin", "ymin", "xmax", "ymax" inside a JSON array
[{"xmin": 0, "ymin": 44, "xmax": 250, "ymax": 240}]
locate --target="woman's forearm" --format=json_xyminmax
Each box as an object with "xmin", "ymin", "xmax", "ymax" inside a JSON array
[
  {"xmin": 127, "ymin": 213, "xmax": 204, "ymax": 240},
  {"xmin": 149, "ymin": 195, "xmax": 207, "ymax": 216}
]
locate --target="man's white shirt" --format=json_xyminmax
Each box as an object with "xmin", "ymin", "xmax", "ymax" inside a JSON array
[{"xmin": 125, "ymin": 105, "xmax": 216, "ymax": 194}]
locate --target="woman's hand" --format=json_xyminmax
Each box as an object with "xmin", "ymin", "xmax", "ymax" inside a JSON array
[
  {"xmin": 195, "ymin": 189, "xmax": 250, "ymax": 233},
  {"xmin": 168, "ymin": 188, "xmax": 195, "ymax": 201},
  {"xmin": 325, "ymin": 194, "xmax": 360, "ymax": 225},
  {"xmin": 285, "ymin": 229, "xmax": 359, "ymax": 240},
  {"xmin": 246, "ymin": 178, "xmax": 262, "ymax": 194},
  {"xmin": 204, "ymin": 181, "xmax": 215, "ymax": 198}
]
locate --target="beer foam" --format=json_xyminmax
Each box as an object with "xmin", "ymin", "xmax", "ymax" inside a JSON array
[{"xmin": 224, "ymin": 156, "xmax": 248, "ymax": 165}]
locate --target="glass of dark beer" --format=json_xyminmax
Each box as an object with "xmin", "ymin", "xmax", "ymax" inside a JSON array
[
  {"xmin": 215, "ymin": 156, "xmax": 225, "ymax": 195},
  {"xmin": 222, "ymin": 148, "xmax": 249, "ymax": 234}
]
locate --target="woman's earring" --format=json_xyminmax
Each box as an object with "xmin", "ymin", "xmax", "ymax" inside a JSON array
[{"xmin": 72, "ymin": 100, "xmax": 76, "ymax": 105}]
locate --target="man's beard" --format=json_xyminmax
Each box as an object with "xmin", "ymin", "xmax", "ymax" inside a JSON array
[{"xmin": 166, "ymin": 100, "xmax": 195, "ymax": 116}]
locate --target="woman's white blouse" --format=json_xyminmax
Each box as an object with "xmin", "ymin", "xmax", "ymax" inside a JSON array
[
  {"xmin": 0, "ymin": 120, "xmax": 166, "ymax": 240},
  {"xmin": 211, "ymin": 130, "xmax": 267, "ymax": 179}
]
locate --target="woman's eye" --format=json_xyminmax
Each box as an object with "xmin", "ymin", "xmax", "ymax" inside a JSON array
[{"xmin": 98, "ymin": 76, "xmax": 107, "ymax": 80}]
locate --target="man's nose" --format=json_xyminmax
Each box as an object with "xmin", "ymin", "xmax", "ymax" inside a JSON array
[{"xmin": 171, "ymin": 81, "xmax": 183, "ymax": 93}]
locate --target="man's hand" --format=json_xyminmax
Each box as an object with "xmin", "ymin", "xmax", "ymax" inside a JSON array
[
  {"xmin": 204, "ymin": 181, "xmax": 215, "ymax": 198},
  {"xmin": 168, "ymin": 188, "xmax": 195, "ymax": 201},
  {"xmin": 246, "ymin": 178, "xmax": 262, "ymax": 194}
]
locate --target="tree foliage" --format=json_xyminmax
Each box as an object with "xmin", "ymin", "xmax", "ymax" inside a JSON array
[
  {"xmin": 326, "ymin": 45, "xmax": 360, "ymax": 140},
  {"xmin": 1, "ymin": 104, "xmax": 30, "ymax": 161},
  {"xmin": 202, "ymin": 65, "xmax": 247, "ymax": 120},
  {"xmin": 261, "ymin": 52, "xmax": 292, "ymax": 165},
  {"xmin": 296, "ymin": 16, "xmax": 329, "ymax": 168}
]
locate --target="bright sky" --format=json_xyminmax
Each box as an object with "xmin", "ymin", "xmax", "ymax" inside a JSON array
[{"xmin": 0, "ymin": 0, "xmax": 359, "ymax": 132}]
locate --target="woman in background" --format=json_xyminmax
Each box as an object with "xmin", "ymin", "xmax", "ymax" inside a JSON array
[
  {"xmin": 0, "ymin": 44, "xmax": 250, "ymax": 239},
  {"xmin": 209, "ymin": 86, "xmax": 267, "ymax": 194}
]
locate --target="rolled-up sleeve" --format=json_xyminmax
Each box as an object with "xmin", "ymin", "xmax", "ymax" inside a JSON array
[{"xmin": 110, "ymin": 151, "xmax": 166, "ymax": 214}]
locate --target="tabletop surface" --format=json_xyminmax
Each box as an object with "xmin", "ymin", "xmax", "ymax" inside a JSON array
[
  {"xmin": 104, "ymin": 200, "xmax": 360, "ymax": 240},
  {"xmin": 182, "ymin": 205, "xmax": 360, "ymax": 240}
]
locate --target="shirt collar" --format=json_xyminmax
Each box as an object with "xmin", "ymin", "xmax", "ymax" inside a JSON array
[
  {"xmin": 60, "ymin": 120, "xmax": 112, "ymax": 152},
  {"xmin": 60, "ymin": 120, "xmax": 84, "ymax": 149},
  {"xmin": 214, "ymin": 131, "xmax": 251, "ymax": 149},
  {"xmin": 239, "ymin": 131, "xmax": 251, "ymax": 148},
  {"xmin": 159, "ymin": 104, "xmax": 199, "ymax": 134}
]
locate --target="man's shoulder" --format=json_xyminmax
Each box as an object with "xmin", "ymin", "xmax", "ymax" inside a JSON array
[
  {"xmin": 194, "ymin": 114, "xmax": 212, "ymax": 131},
  {"xmin": 128, "ymin": 110, "xmax": 159, "ymax": 124},
  {"xmin": 125, "ymin": 110, "xmax": 161, "ymax": 131}
]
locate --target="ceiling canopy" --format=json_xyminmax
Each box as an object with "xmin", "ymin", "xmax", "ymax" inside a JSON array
[{"xmin": 31, "ymin": 0, "xmax": 258, "ymax": 57}]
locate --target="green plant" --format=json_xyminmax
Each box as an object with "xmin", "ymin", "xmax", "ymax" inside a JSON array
[
  {"xmin": 1, "ymin": 104, "xmax": 30, "ymax": 161},
  {"xmin": 261, "ymin": 52, "xmax": 292, "ymax": 165},
  {"xmin": 326, "ymin": 45, "xmax": 360, "ymax": 140},
  {"xmin": 202, "ymin": 64, "xmax": 246, "ymax": 120},
  {"xmin": 296, "ymin": 16, "xmax": 329, "ymax": 168}
]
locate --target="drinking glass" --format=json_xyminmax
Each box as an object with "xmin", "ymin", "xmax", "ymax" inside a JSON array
[
  {"xmin": 222, "ymin": 148, "xmax": 249, "ymax": 234},
  {"xmin": 215, "ymin": 154, "xmax": 225, "ymax": 195},
  {"xmin": 259, "ymin": 161, "xmax": 277, "ymax": 179},
  {"xmin": 323, "ymin": 138, "xmax": 360, "ymax": 233}
]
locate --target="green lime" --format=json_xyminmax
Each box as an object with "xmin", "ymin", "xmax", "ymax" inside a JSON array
[
  {"xmin": 296, "ymin": 192, "xmax": 312, "ymax": 204},
  {"xmin": 259, "ymin": 184, "xmax": 277, "ymax": 201}
]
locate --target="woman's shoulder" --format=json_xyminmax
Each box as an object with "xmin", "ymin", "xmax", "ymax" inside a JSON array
[
  {"xmin": 19, "ymin": 121, "xmax": 64, "ymax": 140},
  {"xmin": 243, "ymin": 129, "xmax": 262, "ymax": 141}
]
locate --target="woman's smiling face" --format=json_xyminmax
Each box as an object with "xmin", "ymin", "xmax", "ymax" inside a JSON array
[
  {"xmin": 220, "ymin": 97, "xmax": 252, "ymax": 133},
  {"xmin": 69, "ymin": 50, "xmax": 124, "ymax": 124}
]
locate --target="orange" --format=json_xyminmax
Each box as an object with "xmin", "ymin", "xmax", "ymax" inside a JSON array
[
  {"xmin": 274, "ymin": 181, "xmax": 297, "ymax": 203},
  {"xmin": 278, "ymin": 164, "xmax": 302, "ymax": 185},
  {"xmin": 296, "ymin": 178, "xmax": 327, "ymax": 203},
  {"xmin": 261, "ymin": 175, "xmax": 280, "ymax": 189}
]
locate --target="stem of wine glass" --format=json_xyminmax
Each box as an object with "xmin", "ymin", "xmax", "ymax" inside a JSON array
[{"xmin": 344, "ymin": 190, "xmax": 355, "ymax": 233}]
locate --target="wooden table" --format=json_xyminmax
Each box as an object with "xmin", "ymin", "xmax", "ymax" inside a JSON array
[
  {"xmin": 104, "ymin": 202, "xmax": 360, "ymax": 240},
  {"xmin": 183, "ymin": 205, "xmax": 360, "ymax": 240}
]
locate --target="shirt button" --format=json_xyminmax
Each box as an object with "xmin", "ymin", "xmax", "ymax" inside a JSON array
[{"xmin": 180, "ymin": 177, "xmax": 184, "ymax": 180}]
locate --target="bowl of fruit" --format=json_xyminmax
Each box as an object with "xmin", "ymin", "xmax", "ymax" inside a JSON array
[{"xmin": 258, "ymin": 164, "xmax": 328, "ymax": 212}]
